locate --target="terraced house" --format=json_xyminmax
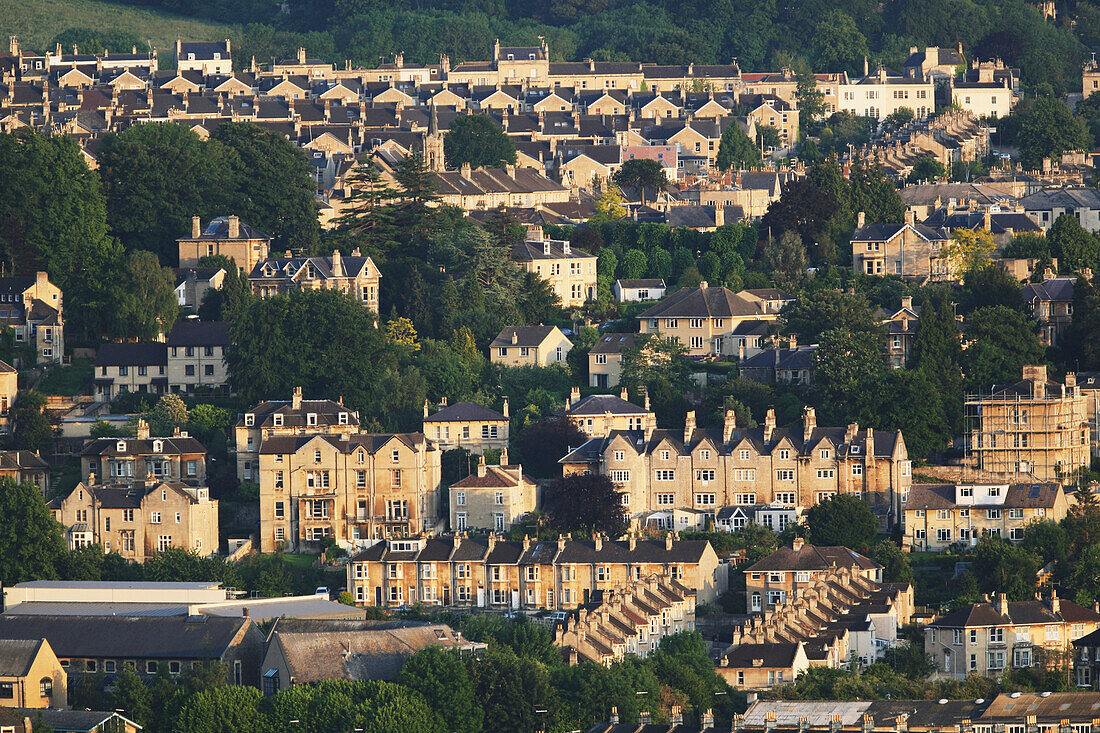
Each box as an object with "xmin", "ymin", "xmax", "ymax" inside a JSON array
[
  {"xmin": 256, "ymin": 430, "xmax": 442, "ymax": 552},
  {"xmin": 0, "ymin": 272, "xmax": 63, "ymax": 366},
  {"xmin": 561, "ymin": 406, "xmax": 911, "ymax": 528},
  {"xmin": 346, "ymin": 533, "xmax": 725, "ymax": 609},
  {"xmin": 902, "ymin": 482, "xmax": 1069, "ymax": 551},
  {"xmin": 926, "ymin": 592, "xmax": 1100, "ymax": 679}
]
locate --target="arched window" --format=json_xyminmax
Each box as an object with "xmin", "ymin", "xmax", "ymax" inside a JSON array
[{"xmin": 39, "ymin": 677, "xmax": 52, "ymax": 698}]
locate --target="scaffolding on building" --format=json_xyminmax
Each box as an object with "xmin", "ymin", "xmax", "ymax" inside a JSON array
[{"xmin": 963, "ymin": 381, "xmax": 1090, "ymax": 485}]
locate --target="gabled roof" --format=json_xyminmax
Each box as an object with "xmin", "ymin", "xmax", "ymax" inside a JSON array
[
  {"xmin": 184, "ymin": 215, "xmax": 269, "ymax": 241},
  {"xmin": 721, "ymin": 641, "xmax": 801, "ymax": 668},
  {"xmin": 490, "ymin": 325, "xmax": 565, "ymax": 349},
  {"xmin": 589, "ymin": 333, "xmax": 640, "ymax": 355},
  {"xmin": 1022, "ymin": 277, "xmax": 1075, "ymax": 303},
  {"xmin": 745, "ymin": 543, "xmax": 881, "ymax": 573},
  {"xmin": 566, "ymin": 394, "xmax": 647, "ymax": 417},
  {"xmin": 637, "ymin": 284, "xmax": 775, "ymax": 319},
  {"xmin": 851, "ymin": 222, "xmax": 948, "ymax": 243},
  {"xmin": 0, "ymin": 638, "xmax": 46, "ymax": 676},
  {"xmin": 451, "ymin": 464, "xmax": 533, "ymax": 488}
]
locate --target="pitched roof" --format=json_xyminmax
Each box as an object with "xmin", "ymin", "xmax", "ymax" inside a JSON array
[
  {"xmin": 721, "ymin": 641, "xmax": 801, "ymax": 668},
  {"xmin": 0, "ymin": 614, "xmax": 251, "ymax": 659},
  {"xmin": 589, "ymin": 333, "xmax": 640, "ymax": 355},
  {"xmin": 1023, "ymin": 277, "xmax": 1076, "ymax": 303},
  {"xmin": 167, "ymin": 320, "xmax": 230, "ymax": 347},
  {"xmin": 637, "ymin": 284, "xmax": 773, "ymax": 319},
  {"xmin": 566, "ymin": 394, "xmax": 647, "ymax": 416},
  {"xmin": 425, "ymin": 401, "xmax": 506, "ymax": 423},
  {"xmin": 490, "ymin": 325, "xmax": 565, "ymax": 348},
  {"xmin": 745, "ymin": 544, "xmax": 881, "ymax": 573},
  {"xmin": 94, "ymin": 342, "xmax": 166, "ymax": 367},
  {"xmin": 271, "ymin": 623, "xmax": 476, "ymax": 683},
  {"xmin": 0, "ymin": 638, "xmax": 45, "ymax": 676}
]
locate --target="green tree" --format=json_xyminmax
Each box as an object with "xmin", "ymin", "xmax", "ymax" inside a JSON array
[
  {"xmin": 541, "ymin": 474, "xmax": 628, "ymax": 536},
  {"xmin": 1049, "ymin": 213, "xmax": 1100, "ymax": 274},
  {"xmin": 971, "ymin": 535, "xmax": 1040, "ymax": 601},
  {"xmin": 1063, "ymin": 489, "xmax": 1100, "ymax": 556},
  {"xmin": 762, "ymin": 230, "xmax": 807, "ymax": 287},
  {"xmin": 111, "ymin": 667, "xmax": 152, "ymax": 728},
  {"xmin": 613, "ymin": 159, "xmax": 668, "ymax": 205},
  {"xmin": 196, "ymin": 255, "xmax": 253, "ymax": 321},
  {"xmin": 810, "ymin": 10, "xmax": 870, "ymax": 74},
  {"xmin": 0, "ymin": 476, "xmax": 65, "ymax": 586},
  {"xmin": 97, "ymin": 122, "xmax": 238, "ymax": 262},
  {"xmin": 214, "ymin": 122, "xmax": 321, "ymax": 252},
  {"xmin": 1020, "ymin": 520, "xmax": 1069, "ymax": 566},
  {"xmin": 1019, "ymin": 97, "xmax": 1092, "ymax": 170},
  {"xmin": 943, "ymin": 227, "xmax": 997, "ymax": 276},
  {"xmin": 780, "ymin": 290, "xmax": 876, "ymax": 343},
  {"xmin": 333, "ymin": 160, "xmax": 401, "ymax": 259},
  {"xmin": 907, "ymin": 156, "xmax": 947, "ymax": 184},
  {"xmin": 1059, "ymin": 270, "xmax": 1100, "ymax": 369},
  {"xmin": 473, "ymin": 647, "xmax": 559, "ymax": 733},
  {"xmin": 10, "ymin": 390, "xmax": 54, "ymax": 453},
  {"xmin": 110, "ymin": 250, "xmax": 179, "ymax": 340},
  {"xmin": 795, "ymin": 71, "xmax": 825, "ymax": 131},
  {"xmin": 960, "ymin": 306, "xmax": 1044, "ymax": 390},
  {"xmin": 716, "ymin": 122, "xmax": 761, "ymax": 171},
  {"xmin": 804, "ymin": 494, "xmax": 878, "ymax": 550},
  {"xmin": 869, "ymin": 540, "xmax": 913, "ymax": 584},
  {"xmin": 591, "ymin": 187, "xmax": 627, "ymax": 223},
  {"xmin": 513, "ymin": 417, "xmax": 587, "ymax": 478},
  {"xmin": 757, "ymin": 125, "xmax": 782, "ymax": 150},
  {"xmin": 148, "ymin": 394, "xmax": 189, "ymax": 436},
  {"xmin": 811, "ymin": 328, "xmax": 887, "ymax": 425},
  {"xmin": 398, "ymin": 647, "xmax": 482, "ymax": 733},
  {"xmin": 172, "ymin": 685, "xmax": 264, "ymax": 733},
  {"xmin": 444, "ymin": 114, "xmax": 517, "ymax": 169},
  {"xmin": 619, "ymin": 335, "xmax": 693, "ymax": 393},
  {"xmin": 0, "ymin": 130, "xmax": 123, "ymax": 338}
]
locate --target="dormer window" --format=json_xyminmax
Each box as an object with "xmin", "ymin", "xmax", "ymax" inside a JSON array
[
  {"xmin": 338, "ymin": 413, "xmax": 348, "ymax": 425},
  {"xmin": 245, "ymin": 413, "xmax": 255, "ymax": 427},
  {"xmin": 153, "ymin": 440, "xmax": 163, "ymax": 453},
  {"xmin": 307, "ymin": 413, "xmax": 318, "ymax": 426},
  {"xmin": 116, "ymin": 440, "xmax": 126, "ymax": 452},
  {"xmin": 273, "ymin": 414, "xmax": 284, "ymax": 427}
]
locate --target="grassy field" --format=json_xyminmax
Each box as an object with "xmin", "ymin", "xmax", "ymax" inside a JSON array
[{"xmin": 2, "ymin": 0, "xmax": 236, "ymax": 55}]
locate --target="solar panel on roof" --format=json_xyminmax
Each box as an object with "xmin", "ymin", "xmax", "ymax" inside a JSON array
[{"xmin": 1030, "ymin": 485, "xmax": 1041, "ymax": 498}]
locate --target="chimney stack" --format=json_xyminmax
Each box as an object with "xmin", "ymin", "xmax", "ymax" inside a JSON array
[
  {"xmin": 502, "ymin": 398, "xmax": 509, "ymax": 418},
  {"xmin": 331, "ymin": 249, "xmax": 343, "ymax": 277},
  {"xmin": 569, "ymin": 386, "xmax": 580, "ymax": 408},
  {"xmin": 477, "ymin": 454, "xmax": 487, "ymax": 478},
  {"xmin": 228, "ymin": 215, "xmax": 240, "ymax": 238},
  {"xmin": 803, "ymin": 406, "xmax": 816, "ymax": 442},
  {"xmin": 292, "ymin": 386, "xmax": 303, "ymax": 410},
  {"xmin": 136, "ymin": 418, "xmax": 150, "ymax": 440},
  {"xmin": 192, "ymin": 216, "xmax": 201, "ymax": 238},
  {"xmin": 857, "ymin": 211, "xmax": 866, "ymax": 229},
  {"xmin": 764, "ymin": 408, "xmax": 776, "ymax": 442},
  {"xmin": 723, "ymin": 408, "xmax": 737, "ymax": 443},
  {"xmin": 684, "ymin": 409, "xmax": 696, "ymax": 444}
]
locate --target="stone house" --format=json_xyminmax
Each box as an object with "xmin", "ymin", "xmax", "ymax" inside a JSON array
[
  {"xmin": 717, "ymin": 642, "xmax": 809, "ymax": 690},
  {"xmin": 166, "ymin": 320, "xmax": 230, "ymax": 394},
  {"xmin": 850, "ymin": 210, "xmax": 952, "ymax": 280},
  {"xmin": 80, "ymin": 423, "xmax": 207, "ymax": 486},
  {"xmin": 422, "ymin": 399, "xmax": 509, "ymax": 454},
  {"xmin": 965, "ymin": 365, "xmax": 1090, "ymax": 481},
  {"xmin": 636, "ymin": 283, "xmax": 790, "ymax": 358},
  {"xmin": 739, "ymin": 344, "xmax": 818, "ymax": 386},
  {"xmin": 92, "ymin": 343, "xmax": 167, "ymax": 401},
  {"xmin": 742, "ymin": 539, "xmax": 885, "ymax": 615},
  {"xmin": 837, "ymin": 65, "xmax": 935, "ymax": 119},
  {"xmin": 346, "ymin": 533, "xmax": 725, "ymax": 609},
  {"xmin": 614, "ymin": 279, "xmax": 666, "ymax": 303},
  {"xmin": 563, "ymin": 388, "xmax": 656, "ymax": 437},
  {"xmin": 450, "ymin": 454, "xmax": 536, "ymax": 532},
  {"xmin": 235, "ymin": 388, "xmax": 360, "ymax": 481},
  {"xmin": 511, "ymin": 227, "xmax": 597, "ymax": 308},
  {"xmin": 0, "ymin": 451, "xmax": 49, "ymax": 497},
  {"xmin": 177, "ymin": 215, "xmax": 270, "ymax": 273},
  {"xmin": 554, "ymin": 574, "xmax": 696, "ymax": 665},
  {"xmin": 0, "ymin": 361, "xmax": 14, "ymax": 434},
  {"xmin": 172, "ymin": 266, "xmax": 225, "ymax": 310},
  {"xmin": 561, "ymin": 407, "xmax": 911, "ymax": 528},
  {"xmin": 248, "ymin": 249, "xmax": 380, "ymax": 313},
  {"xmin": 926, "ymin": 592, "xmax": 1100, "ymax": 679},
  {"xmin": 1022, "ymin": 270, "xmax": 1078, "ymax": 347},
  {"xmin": 176, "ymin": 39, "xmax": 232, "ymax": 76},
  {"xmin": 52, "ymin": 479, "xmax": 219, "ymax": 560},
  {"xmin": 489, "ymin": 326, "xmax": 572, "ymax": 368},
  {"xmin": 0, "ymin": 272, "xmax": 64, "ymax": 365},
  {"xmin": 1019, "ymin": 189, "xmax": 1100, "ymax": 233},
  {"xmin": 0, "ymin": 638, "xmax": 66, "ymax": 709},
  {"xmin": 587, "ymin": 333, "xmax": 640, "ymax": 389},
  {"xmin": 256, "ymin": 431, "xmax": 441, "ymax": 552},
  {"xmin": 884, "ymin": 296, "xmax": 920, "ymax": 368},
  {"xmin": 903, "ymin": 482, "xmax": 1069, "ymax": 551}
]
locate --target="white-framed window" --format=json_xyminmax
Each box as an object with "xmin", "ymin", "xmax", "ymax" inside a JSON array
[
  {"xmin": 655, "ymin": 469, "xmax": 675, "ymax": 481},
  {"xmin": 695, "ymin": 493, "xmax": 716, "ymax": 506},
  {"xmin": 610, "ymin": 470, "xmax": 630, "ymax": 483},
  {"xmin": 776, "ymin": 470, "xmax": 794, "ymax": 481},
  {"xmin": 696, "ymin": 469, "xmax": 716, "ymax": 482},
  {"xmin": 656, "ymin": 493, "xmax": 674, "ymax": 506},
  {"xmin": 736, "ymin": 493, "xmax": 756, "ymax": 505},
  {"xmin": 851, "ymin": 464, "xmax": 863, "ymax": 476},
  {"xmin": 455, "ymin": 491, "xmax": 466, "ymax": 506}
]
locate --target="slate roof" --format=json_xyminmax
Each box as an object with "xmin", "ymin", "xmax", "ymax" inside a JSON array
[
  {"xmin": 740, "ymin": 346, "xmax": 818, "ymax": 371},
  {"xmin": 187, "ymin": 215, "xmax": 269, "ymax": 241},
  {"xmin": 1020, "ymin": 188, "xmax": 1100, "ymax": 211},
  {"xmin": 425, "ymin": 401, "xmax": 506, "ymax": 423},
  {"xmin": 1023, "ymin": 277, "xmax": 1075, "ymax": 303},
  {"xmin": 240, "ymin": 397, "xmax": 355, "ymax": 428},
  {"xmin": 566, "ymin": 394, "xmax": 648, "ymax": 416},
  {"xmin": 94, "ymin": 342, "xmax": 166, "ymax": 367},
  {"xmin": 8, "ymin": 708, "xmax": 139, "ymax": 733},
  {"xmin": 0, "ymin": 639, "xmax": 45, "ymax": 676},
  {"xmin": 0, "ymin": 450, "xmax": 49, "ymax": 471},
  {"xmin": 451, "ymin": 465, "xmax": 534, "ymax": 488},
  {"xmin": 930, "ymin": 598, "xmax": 1100, "ymax": 628},
  {"xmin": 166, "ymin": 320, "xmax": 230, "ymax": 347},
  {"xmin": 490, "ymin": 325, "xmax": 564, "ymax": 348},
  {"xmin": 922, "ymin": 210, "xmax": 1041, "ymax": 234},
  {"xmin": 0, "ymin": 614, "xmax": 250, "ymax": 659},
  {"xmin": 81, "ymin": 436, "xmax": 206, "ymax": 457},
  {"xmin": 637, "ymin": 284, "xmax": 774, "ymax": 319},
  {"xmin": 270, "ymin": 623, "xmax": 477, "ymax": 683},
  {"xmin": 511, "ymin": 240, "xmax": 596, "ymax": 261},
  {"xmin": 721, "ymin": 641, "xmax": 801, "ymax": 668},
  {"xmin": 745, "ymin": 544, "xmax": 881, "ymax": 573},
  {"xmin": 616, "ymin": 279, "xmax": 665, "ymax": 289},
  {"xmin": 589, "ymin": 333, "xmax": 640, "ymax": 355},
  {"xmin": 850, "ymin": 222, "xmax": 948, "ymax": 243}
]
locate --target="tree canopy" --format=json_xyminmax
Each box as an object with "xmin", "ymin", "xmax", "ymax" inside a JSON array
[{"xmin": 444, "ymin": 114, "xmax": 517, "ymax": 170}]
